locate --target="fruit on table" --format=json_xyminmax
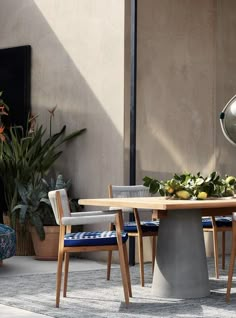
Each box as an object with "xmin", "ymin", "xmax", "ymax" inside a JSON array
[
  {"xmin": 223, "ymin": 189, "xmax": 234, "ymax": 197},
  {"xmin": 176, "ymin": 190, "xmax": 190, "ymax": 200},
  {"xmin": 197, "ymin": 192, "xmax": 208, "ymax": 200},
  {"xmin": 225, "ymin": 176, "xmax": 236, "ymax": 185},
  {"xmin": 165, "ymin": 186, "xmax": 174, "ymax": 194}
]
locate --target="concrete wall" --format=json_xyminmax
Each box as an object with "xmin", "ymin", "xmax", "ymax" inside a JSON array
[
  {"xmin": 0, "ymin": 0, "xmax": 126, "ymax": 201},
  {"xmin": 127, "ymin": 0, "xmax": 236, "ymax": 261},
  {"xmin": 130, "ymin": 0, "xmax": 236, "ymax": 184},
  {"xmin": 133, "ymin": 0, "xmax": 216, "ymax": 183},
  {"xmin": 216, "ymin": 0, "xmax": 236, "ymax": 175}
]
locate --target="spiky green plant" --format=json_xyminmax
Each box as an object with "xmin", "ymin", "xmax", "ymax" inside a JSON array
[
  {"xmin": 12, "ymin": 174, "xmax": 80, "ymax": 240},
  {"xmin": 0, "ymin": 97, "xmax": 86, "ymax": 223}
]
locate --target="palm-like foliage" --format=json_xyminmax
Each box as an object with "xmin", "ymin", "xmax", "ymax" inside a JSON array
[{"xmin": 0, "ymin": 101, "xmax": 86, "ymax": 221}]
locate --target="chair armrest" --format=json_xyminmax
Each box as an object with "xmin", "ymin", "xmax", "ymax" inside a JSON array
[
  {"xmin": 62, "ymin": 212, "xmax": 118, "ymax": 226},
  {"xmin": 71, "ymin": 211, "xmax": 117, "ymax": 217}
]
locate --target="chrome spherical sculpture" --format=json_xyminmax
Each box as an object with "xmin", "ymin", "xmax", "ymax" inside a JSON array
[{"xmin": 220, "ymin": 95, "xmax": 236, "ymax": 146}]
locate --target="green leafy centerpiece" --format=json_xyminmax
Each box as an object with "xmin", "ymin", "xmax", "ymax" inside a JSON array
[{"xmin": 143, "ymin": 171, "xmax": 236, "ymax": 200}]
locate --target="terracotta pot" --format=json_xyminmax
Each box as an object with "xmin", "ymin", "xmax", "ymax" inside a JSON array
[{"xmin": 30, "ymin": 226, "xmax": 59, "ymax": 260}]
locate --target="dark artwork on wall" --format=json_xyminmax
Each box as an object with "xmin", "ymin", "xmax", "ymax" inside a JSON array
[
  {"xmin": 0, "ymin": 45, "xmax": 31, "ymax": 222},
  {"xmin": 0, "ymin": 45, "xmax": 31, "ymax": 130}
]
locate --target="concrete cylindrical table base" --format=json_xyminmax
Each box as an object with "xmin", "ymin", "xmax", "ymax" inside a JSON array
[{"xmin": 152, "ymin": 209, "xmax": 210, "ymax": 299}]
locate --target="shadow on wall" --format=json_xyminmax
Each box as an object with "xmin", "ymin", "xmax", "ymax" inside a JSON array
[{"xmin": 0, "ymin": 0, "xmax": 125, "ymax": 199}]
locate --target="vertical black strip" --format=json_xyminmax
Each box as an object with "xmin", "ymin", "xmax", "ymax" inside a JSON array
[{"xmin": 129, "ymin": 0, "xmax": 137, "ymax": 266}]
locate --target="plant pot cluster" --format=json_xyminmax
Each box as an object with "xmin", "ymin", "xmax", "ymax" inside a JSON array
[{"xmin": 0, "ymin": 93, "xmax": 85, "ymax": 259}]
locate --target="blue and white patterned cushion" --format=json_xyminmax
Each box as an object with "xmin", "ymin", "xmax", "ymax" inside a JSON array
[
  {"xmin": 0, "ymin": 224, "xmax": 16, "ymax": 261},
  {"xmin": 64, "ymin": 231, "xmax": 128, "ymax": 247},
  {"xmin": 124, "ymin": 220, "xmax": 159, "ymax": 232},
  {"xmin": 202, "ymin": 217, "xmax": 232, "ymax": 228}
]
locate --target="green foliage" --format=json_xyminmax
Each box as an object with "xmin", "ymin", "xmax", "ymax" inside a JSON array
[
  {"xmin": 143, "ymin": 172, "xmax": 236, "ymax": 200},
  {"xmin": 42, "ymin": 174, "xmax": 80, "ymax": 213},
  {"xmin": 0, "ymin": 100, "xmax": 86, "ymax": 218},
  {"xmin": 12, "ymin": 179, "xmax": 49, "ymax": 240},
  {"xmin": 12, "ymin": 174, "xmax": 80, "ymax": 240}
]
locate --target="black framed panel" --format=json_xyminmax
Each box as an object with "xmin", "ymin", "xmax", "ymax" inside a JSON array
[{"xmin": 0, "ymin": 45, "xmax": 31, "ymax": 222}]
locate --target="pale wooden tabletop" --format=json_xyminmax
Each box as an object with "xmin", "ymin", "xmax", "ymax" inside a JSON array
[{"xmin": 79, "ymin": 196, "xmax": 236, "ymax": 211}]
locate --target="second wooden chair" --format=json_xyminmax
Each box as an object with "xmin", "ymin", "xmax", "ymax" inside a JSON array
[
  {"xmin": 202, "ymin": 216, "xmax": 232, "ymax": 278},
  {"xmin": 107, "ymin": 184, "xmax": 159, "ymax": 287}
]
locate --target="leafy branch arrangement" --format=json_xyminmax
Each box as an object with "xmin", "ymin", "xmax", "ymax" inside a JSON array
[{"xmin": 143, "ymin": 171, "xmax": 236, "ymax": 200}]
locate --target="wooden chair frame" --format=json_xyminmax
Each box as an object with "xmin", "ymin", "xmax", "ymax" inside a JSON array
[
  {"xmin": 203, "ymin": 216, "xmax": 232, "ymax": 279},
  {"xmin": 107, "ymin": 184, "xmax": 158, "ymax": 287},
  {"xmin": 226, "ymin": 216, "xmax": 236, "ymax": 302},
  {"xmin": 52, "ymin": 190, "xmax": 132, "ymax": 308}
]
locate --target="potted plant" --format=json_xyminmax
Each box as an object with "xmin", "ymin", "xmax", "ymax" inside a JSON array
[
  {"xmin": 0, "ymin": 105, "xmax": 85, "ymax": 222},
  {"xmin": 0, "ymin": 93, "xmax": 86, "ymax": 255},
  {"xmin": 12, "ymin": 174, "xmax": 80, "ymax": 260}
]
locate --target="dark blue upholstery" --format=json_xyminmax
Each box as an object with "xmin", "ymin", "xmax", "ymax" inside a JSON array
[
  {"xmin": 124, "ymin": 220, "xmax": 159, "ymax": 233},
  {"xmin": 0, "ymin": 224, "xmax": 16, "ymax": 261},
  {"xmin": 64, "ymin": 231, "xmax": 128, "ymax": 247},
  {"xmin": 202, "ymin": 217, "xmax": 232, "ymax": 228}
]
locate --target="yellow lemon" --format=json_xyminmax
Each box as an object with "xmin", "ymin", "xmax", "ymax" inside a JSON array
[
  {"xmin": 166, "ymin": 186, "xmax": 174, "ymax": 194},
  {"xmin": 225, "ymin": 176, "xmax": 236, "ymax": 185},
  {"xmin": 224, "ymin": 189, "xmax": 234, "ymax": 197},
  {"xmin": 176, "ymin": 190, "xmax": 190, "ymax": 200},
  {"xmin": 197, "ymin": 192, "xmax": 208, "ymax": 200}
]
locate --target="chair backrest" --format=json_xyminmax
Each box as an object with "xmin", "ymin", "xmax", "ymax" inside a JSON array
[
  {"xmin": 109, "ymin": 185, "xmax": 151, "ymax": 199},
  {"xmin": 48, "ymin": 189, "xmax": 71, "ymax": 225},
  {"xmin": 108, "ymin": 185, "xmax": 151, "ymax": 214}
]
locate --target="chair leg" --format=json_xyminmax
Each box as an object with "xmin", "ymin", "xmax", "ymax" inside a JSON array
[
  {"xmin": 117, "ymin": 238, "xmax": 130, "ymax": 306},
  {"xmin": 138, "ymin": 235, "xmax": 145, "ymax": 287},
  {"xmin": 63, "ymin": 252, "xmax": 70, "ymax": 297},
  {"xmin": 56, "ymin": 249, "xmax": 64, "ymax": 308},
  {"xmin": 107, "ymin": 251, "xmax": 112, "ymax": 280},
  {"xmin": 152, "ymin": 236, "xmax": 156, "ymax": 274},
  {"xmin": 123, "ymin": 242, "xmax": 132, "ymax": 297},
  {"xmin": 212, "ymin": 229, "xmax": 219, "ymax": 279},
  {"xmin": 119, "ymin": 247, "xmax": 130, "ymax": 306},
  {"xmin": 226, "ymin": 236, "xmax": 236, "ymax": 302},
  {"xmin": 107, "ymin": 222, "xmax": 114, "ymax": 280},
  {"xmin": 222, "ymin": 231, "xmax": 226, "ymax": 270}
]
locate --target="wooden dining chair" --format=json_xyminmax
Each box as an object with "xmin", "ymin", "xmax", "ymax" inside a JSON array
[
  {"xmin": 107, "ymin": 184, "xmax": 159, "ymax": 287},
  {"xmin": 226, "ymin": 212, "xmax": 236, "ymax": 302},
  {"xmin": 202, "ymin": 216, "xmax": 232, "ymax": 278},
  {"xmin": 48, "ymin": 189, "xmax": 132, "ymax": 308}
]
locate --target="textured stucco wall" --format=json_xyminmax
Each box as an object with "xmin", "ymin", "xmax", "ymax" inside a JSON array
[
  {"xmin": 126, "ymin": 0, "xmax": 236, "ymax": 260},
  {"xmin": 133, "ymin": 0, "xmax": 216, "ymax": 184},
  {"xmin": 129, "ymin": 0, "xmax": 236, "ymax": 184},
  {"xmin": 0, "ymin": 0, "xmax": 125, "ymax": 201},
  {"xmin": 216, "ymin": 0, "xmax": 236, "ymax": 175}
]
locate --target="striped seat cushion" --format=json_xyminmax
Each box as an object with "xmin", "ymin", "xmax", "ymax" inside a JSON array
[
  {"xmin": 202, "ymin": 217, "xmax": 232, "ymax": 228},
  {"xmin": 64, "ymin": 231, "xmax": 128, "ymax": 247},
  {"xmin": 124, "ymin": 220, "xmax": 159, "ymax": 232},
  {"xmin": 0, "ymin": 224, "xmax": 16, "ymax": 261}
]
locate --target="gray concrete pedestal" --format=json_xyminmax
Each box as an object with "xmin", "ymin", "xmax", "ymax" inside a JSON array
[{"xmin": 152, "ymin": 209, "xmax": 210, "ymax": 298}]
